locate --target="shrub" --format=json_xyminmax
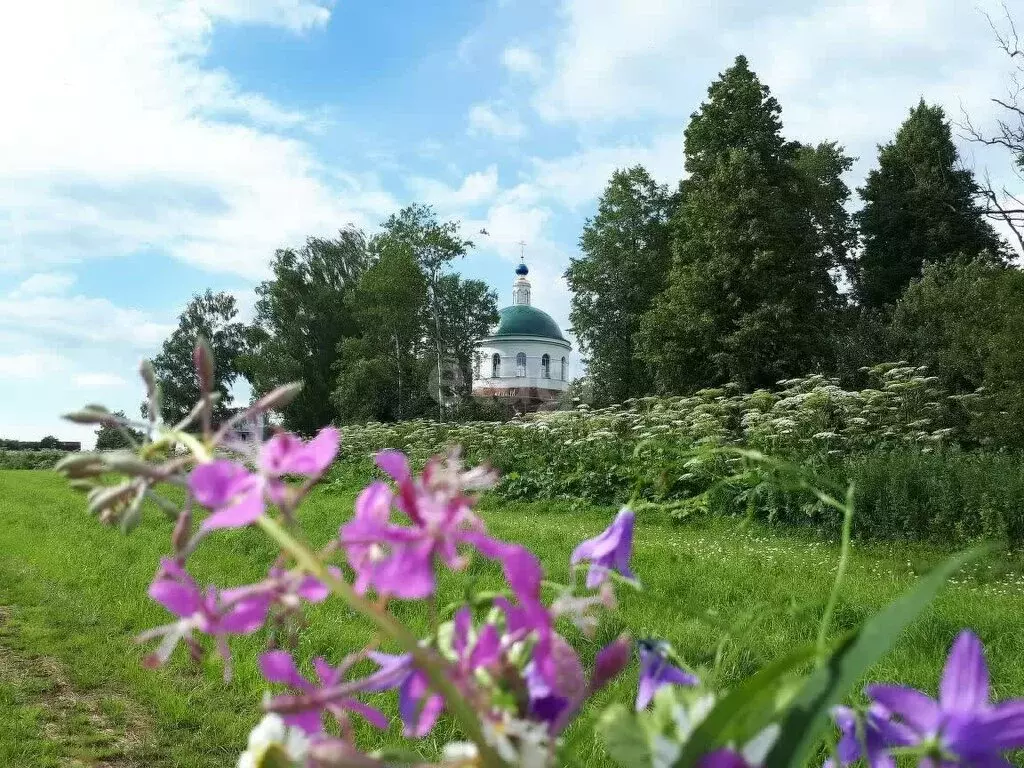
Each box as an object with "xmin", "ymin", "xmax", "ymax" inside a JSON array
[{"xmin": 0, "ymin": 449, "xmax": 69, "ymax": 470}]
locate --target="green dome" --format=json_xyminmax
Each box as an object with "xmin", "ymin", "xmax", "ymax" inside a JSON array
[{"xmin": 491, "ymin": 305, "xmax": 567, "ymax": 341}]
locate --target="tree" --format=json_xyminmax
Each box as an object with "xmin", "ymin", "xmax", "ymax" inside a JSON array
[
  {"xmin": 239, "ymin": 229, "xmax": 370, "ymax": 435},
  {"xmin": 38, "ymin": 435, "xmax": 62, "ymax": 449},
  {"xmin": 149, "ymin": 290, "xmax": 246, "ymax": 426},
  {"xmin": 963, "ymin": 4, "xmax": 1024, "ymax": 252},
  {"xmin": 373, "ymin": 205, "xmax": 473, "ymax": 420},
  {"xmin": 794, "ymin": 141, "xmax": 856, "ymax": 282},
  {"xmin": 889, "ymin": 259, "xmax": 1024, "ymax": 447},
  {"xmin": 332, "ymin": 245, "xmax": 430, "ymax": 423},
  {"xmin": 565, "ymin": 166, "xmax": 676, "ymax": 404},
  {"xmin": 331, "ymin": 227, "xmax": 497, "ymax": 423},
  {"xmin": 95, "ymin": 411, "xmax": 143, "ymax": 450},
  {"xmin": 855, "ymin": 101, "xmax": 1005, "ymax": 309},
  {"xmin": 434, "ymin": 274, "xmax": 499, "ymax": 412},
  {"xmin": 637, "ymin": 56, "xmax": 839, "ymax": 392}
]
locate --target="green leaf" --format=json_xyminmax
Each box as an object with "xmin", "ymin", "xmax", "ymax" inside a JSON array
[
  {"xmin": 600, "ymin": 704, "xmax": 654, "ymax": 768},
  {"xmin": 763, "ymin": 546, "xmax": 987, "ymax": 768},
  {"xmin": 675, "ymin": 644, "xmax": 816, "ymax": 766}
]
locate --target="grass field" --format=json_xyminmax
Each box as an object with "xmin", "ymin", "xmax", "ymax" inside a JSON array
[{"xmin": 3, "ymin": 468, "xmax": 1024, "ymax": 766}]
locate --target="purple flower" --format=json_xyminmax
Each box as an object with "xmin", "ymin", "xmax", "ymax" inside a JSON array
[
  {"xmin": 339, "ymin": 451, "xmax": 505, "ymax": 599},
  {"xmin": 697, "ymin": 749, "xmax": 752, "ymax": 768},
  {"xmin": 220, "ymin": 565, "xmax": 335, "ymax": 622},
  {"xmin": 189, "ymin": 459, "xmax": 264, "ymax": 530},
  {"xmin": 139, "ymin": 558, "xmax": 270, "ymax": 676},
  {"xmin": 524, "ymin": 633, "xmax": 586, "ymax": 728},
  {"xmin": 260, "ymin": 428, "xmax": 339, "ymax": 477},
  {"xmin": 827, "ymin": 704, "xmax": 914, "ymax": 768},
  {"xmin": 865, "ymin": 630, "xmax": 1024, "ymax": 765},
  {"xmin": 636, "ymin": 639, "xmax": 698, "ymax": 710},
  {"xmin": 570, "ymin": 507, "xmax": 637, "ymax": 588},
  {"xmin": 189, "ymin": 427, "xmax": 339, "ymax": 531},
  {"xmin": 260, "ymin": 650, "xmax": 388, "ymax": 735},
  {"xmin": 591, "ymin": 635, "xmax": 632, "ymax": 692},
  {"xmin": 365, "ymin": 652, "xmax": 444, "ymax": 738}
]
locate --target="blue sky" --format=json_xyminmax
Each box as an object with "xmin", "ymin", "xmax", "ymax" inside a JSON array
[{"xmin": 1, "ymin": 0, "xmax": 1021, "ymax": 447}]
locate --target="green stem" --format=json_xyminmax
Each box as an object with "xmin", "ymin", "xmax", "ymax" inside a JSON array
[
  {"xmin": 256, "ymin": 515, "xmax": 507, "ymax": 767},
  {"xmin": 816, "ymin": 487, "xmax": 855, "ymax": 662}
]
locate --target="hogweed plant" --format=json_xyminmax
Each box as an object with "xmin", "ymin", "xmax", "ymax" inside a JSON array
[{"xmin": 55, "ymin": 342, "xmax": 1024, "ymax": 768}]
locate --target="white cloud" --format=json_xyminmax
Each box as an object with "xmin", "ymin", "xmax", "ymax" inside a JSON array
[
  {"xmin": 503, "ymin": 46, "xmax": 543, "ymax": 79},
  {"xmin": 408, "ymin": 166, "xmax": 501, "ymax": 210},
  {"xmin": 0, "ymin": 0, "xmax": 395, "ymax": 277},
  {"xmin": 0, "ymin": 352, "xmax": 66, "ymax": 379},
  {"xmin": 0, "ymin": 293, "xmax": 173, "ymax": 350},
  {"xmin": 198, "ymin": 0, "xmax": 333, "ymax": 32},
  {"xmin": 11, "ymin": 272, "xmax": 77, "ymax": 297},
  {"xmin": 72, "ymin": 372, "xmax": 131, "ymax": 389},
  {"xmin": 527, "ymin": 132, "xmax": 682, "ymax": 208},
  {"xmin": 467, "ymin": 102, "xmax": 527, "ymax": 140},
  {"xmin": 534, "ymin": 0, "xmax": 1011, "ymax": 143}
]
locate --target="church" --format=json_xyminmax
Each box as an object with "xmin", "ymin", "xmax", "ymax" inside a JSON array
[{"xmin": 472, "ymin": 262, "xmax": 572, "ymax": 412}]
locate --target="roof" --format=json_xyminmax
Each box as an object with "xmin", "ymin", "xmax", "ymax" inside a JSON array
[{"xmin": 489, "ymin": 305, "xmax": 567, "ymax": 342}]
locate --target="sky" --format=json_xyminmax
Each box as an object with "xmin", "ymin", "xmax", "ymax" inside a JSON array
[{"xmin": 1, "ymin": 0, "xmax": 1021, "ymax": 448}]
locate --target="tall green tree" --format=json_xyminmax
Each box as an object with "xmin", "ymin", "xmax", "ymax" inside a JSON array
[
  {"xmin": 855, "ymin": 100, "xmax": 1005, "ymax": 309},
  {"xmin": 435, "ymin": 274, "xmax": 499, "ymax": 410},
  {"xmin": 239, "ymin": 229, "xmax": 369, "ymax": 435},
  {"xmin": 565, "ymin": 166, "xmax": 676, "ymax": 404},
  {"xmin": 332, "ymin": 245, "xmax": 430, "ymax": 423},
  {"xmin": 372, "ymin": 204, "xmax": 474, "ymax": 419},
  {"xmin": 637, "ymin": 56, "xmax": 840, "ymax": 392},
  {"xmin": 149, "ymin": 290, "xmax": 246, "ymax": 425}
]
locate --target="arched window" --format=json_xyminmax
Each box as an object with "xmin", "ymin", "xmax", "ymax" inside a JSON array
[
  {"xmin": 541, "ymin": 353, "xmax": 550, "ymax": 378},
  {"xmin": 561, "ymin": 356, "xmax": 567, "ymax": 380},
  {"xmin": 516, "ymin": 352, "xmax": 527, "ymax": 377},
  {"xmin": 491, "ymin": 353, "xmax": 501, "ymax": 378}
]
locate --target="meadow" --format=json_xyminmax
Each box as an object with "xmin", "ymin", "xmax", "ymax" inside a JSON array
[{"xmin": 3, "ymin": 468, "xmax": 1024, "ymax": 766}]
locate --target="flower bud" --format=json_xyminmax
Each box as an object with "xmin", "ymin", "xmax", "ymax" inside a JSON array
[
  {"xmin": 139, "ymin": 360, "xmax": 157, "ymax": 395},
  {"xmin": 591, "ymin": 634, "xmax": 632, "ymax": 692},
  {"xmin": 102, "ymin": 451, "xmax": 178, "ymax": 480},
  {"xmin": 193, "ymin": 338, "xmax": 215, "ymax": 394},
  {"xmin": 250, "ymin": 383, "xmax": 303, "ymax": 413},
  {"xmin": 54, "ymin": 452, "xmax": 107, "ymax": 478},
  {"xmin": 86, "ymin": 482, "xmax": 136, "ymax": 519},
  {"xmin": 63, "ymin": 406, "xmax": 111, "ymax": 425}
]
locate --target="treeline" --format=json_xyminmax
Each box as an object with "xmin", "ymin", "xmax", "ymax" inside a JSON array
[
  {"xmin": 566, "ymin": 55, "xmax": 1024, "ymax": 449},
  {"xmin": 146, "ymin": 205, "xmax": 500, "ymax": 435}
]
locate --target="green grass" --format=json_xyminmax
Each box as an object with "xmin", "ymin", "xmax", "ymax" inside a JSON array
[{"xmin": 2, "ymin": 469, "xmax": 1024, "ymax": 766}]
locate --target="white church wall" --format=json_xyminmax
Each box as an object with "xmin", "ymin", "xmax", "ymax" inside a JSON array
[{"xmin": 473, "ymin": 337, "xmax": 571, "ymax": 393}]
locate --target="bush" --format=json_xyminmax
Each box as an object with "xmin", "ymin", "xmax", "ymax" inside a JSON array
[
  {"xmin": 0, "ymin": 449, "xmax": 69, "ymax": 470},
  {"xmin": 327, "ymin": 364, "xmax": 1024, "ymax": 547}
]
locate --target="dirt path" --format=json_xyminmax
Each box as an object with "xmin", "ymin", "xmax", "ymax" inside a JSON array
[{"xmin": 0, "ymin": 606, "xmax": 155, "ymax": 767}]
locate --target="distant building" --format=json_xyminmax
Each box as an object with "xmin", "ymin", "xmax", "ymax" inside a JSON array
[
  {"xmin": 472, "ymin": 262, "xmax": 571, "ymax": 413},
  {"xmin": 230, "ymin": 410, "xmax": 267, "ymax": 443}
]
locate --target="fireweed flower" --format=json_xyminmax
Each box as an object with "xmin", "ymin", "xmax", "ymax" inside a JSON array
[
  {"xmin": 140, "ymin": 558, "xmax": 270, "ymax": 675},
  {"xmin": 362, "ymin": 610, "xmax": 506, "ymax": 739},
  {"xmin": 570, "ymin": 507, "xmax": 637, "ymax": 588},
  {"xmin": 189, "ymin": 427, "xmax": 339, "ymax": 531},
  {"xmin": 259, "ymin": 650, "xmax": 388, "ymax": 735},
  {"xmin": 865, "ymin": 630, "xmax": 1024, "ymax": 765},
  {"xmin": 524, "ymin": 633, "xmax": 587, "ymax": 728},
  {"xmin": 340, "ymin": 450, "xmax": 516, "ymax": 600},
  {"xmin": 221, "ymin": 565, "xmax": 335, "ymax": 618},
  {"xmin": 364, "ymin": 651, "xmax": 444, "ymax": 738},
  {"xmin": 637, "ymin": 639, "xmax": 698, "ymax": 710}
]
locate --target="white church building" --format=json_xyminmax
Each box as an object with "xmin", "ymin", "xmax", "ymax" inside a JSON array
[{"xmin": 472, "ymin": 262, "xmax": 571, "ymax": 411}]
